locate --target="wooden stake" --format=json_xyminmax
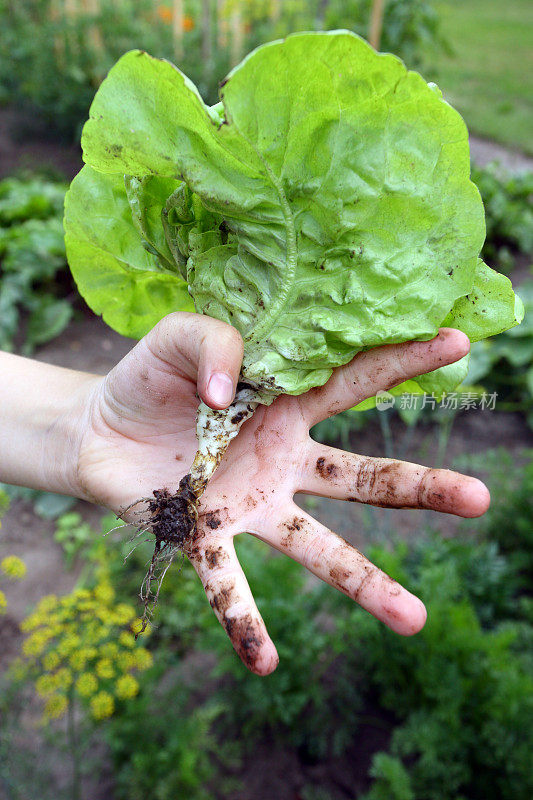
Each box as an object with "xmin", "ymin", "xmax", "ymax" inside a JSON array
[
  {"xmin": 217, "ymin": 0, "xmax": 227, "ymax": 48},
  {"xmin": 369, "ymin": 0, "xmax": 386, "ymax": 51},
  {"xmin": 202, "ymin": 0, "xmax": 212, "ymax": 65},
  {"xmin": 50, "ymin": 0, "xmax": 65, "ymax": 67},
  {"xmin": 230, "ymin": 2, "xmax": 243, "ymax": 65},
  {"xmin": 83, "ymin": 0, "xmax": 103, "ymax": 55},
  {"xmin": 173, "ymin": 0, "xmax": 184, "ymax": 61}
]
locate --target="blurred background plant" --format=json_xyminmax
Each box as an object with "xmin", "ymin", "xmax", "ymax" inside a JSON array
[
  {"xmin": 472, "ymin": 166, "xmax": 533, "ymax": 273},
  {"xmin": 0, "ymin": 173, "xmax": 73, "ymax": 353},
  {"xmin": 0, "ymin": 0, "xmax": 449, "ymax": 139},
  {"xmin": 0, "ymin": 489, "xmax": 27, "ymax": 616},
  {"xmin": 8, "ymin": 575, "xmax": 153, "ymax": 800}
]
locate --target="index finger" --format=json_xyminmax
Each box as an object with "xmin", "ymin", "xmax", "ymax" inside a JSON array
[{"xmin": 300, "ymin": 328, "xmax": 470, "ymax": 427}]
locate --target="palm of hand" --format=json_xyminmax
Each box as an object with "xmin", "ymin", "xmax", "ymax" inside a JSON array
[{"xmin": 77, "ymin": 327, "xmax": 489, "ymax": 675}]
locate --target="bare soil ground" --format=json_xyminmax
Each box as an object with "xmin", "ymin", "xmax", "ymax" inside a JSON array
[{"xmin": 0, "ymin": 107, "xmax": 82, "ymax": 180}]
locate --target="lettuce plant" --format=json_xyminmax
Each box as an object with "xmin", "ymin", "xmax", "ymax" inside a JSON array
[{"xmin": 64, "ymin": 31, "xmax": 522, "ymax": 547}]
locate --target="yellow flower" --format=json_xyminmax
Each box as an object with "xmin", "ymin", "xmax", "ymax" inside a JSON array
[
  {"xmin": 44, "ymin": 693, "xmax": 68, "ymax": 720},
  {"xmin": 118, "ymin": 631, "xmax": 135, "ymax": 649},
  {"xmin": 69, "ymin": 646, "xmax": 96, "ymax": 671},
  {"xmin": 20, "ymin": 614, "xmax": 38, "ymax": 632},
  {"xmin": 132, "ymin": 647, "xmax": 153, "ymax": 671},
  {"xmin": 100, "ymin": 641, "xmax": 119, "ymax": 659},
  {"xmin": 23, "ymin": 631, "xmax": 50, "ymax": 657},
  {"xmin": 73, "ymin": 588, "xmax": 91, "ymax": 601},
  {"xmin": 35, "ymin": 674, "xmax": 57, "ymax": 697},
  {"xmin": 69, "ymin": 651, "xmax": 86, "ymax": 671},
  {"xmin": 55, "ymin": 667, "xmax": 73, "ymax": 690},
  {"xmin": 94, "ymin": 607, "xmax": 109, "ymax": 624},
  {"xmin": 57, "ymin": 633, "xmax": 82, "ymax": 657},
  {"xmin": 113, "ymin": 603, "xmax": 136, "ymax": 625},
  {"xmin": 94, "ymin": 582, "xmax": 115, "ymax": 605},
  {"xmin": 43, "ymin": 651, "xmax": 61, "ymax": 671},
  {"xmin": 36, "ymin": 595, "xmax": 58, "ymax": 614},
  {"xmin": 96, "ymin": 658, "xmax": 114, "ymax": 680},
  {"xmin": 0, "ymin": 590, "xmax": 6, "ymax": 615},
  {"xmin": 90, "ymin": 691, "xmax": 114, "ymax": 720},
  {"xmin": 116, "ymin": 651, "xmax": 136, "ymax": 671},
  {"xmin": 131, "ymin": 618, "xmax": 151, "ymax": 637},
  {"xmin": 1, "ymin": 555, "xmax": 26, "ymax": 580},
  {"xmin": 78, "ymin": 600, "xmax": 97, "ymax": 612},
  {"xmin": 115, "ymin": 674, "xmax": 139, "ymax": 700},
  {"xmin": 93, "ymin": 624, "xmax": 112, "ymax": 643},
  {"xmin": 76, "ymin": 672, "xmax": 98, "ymax": 698}
]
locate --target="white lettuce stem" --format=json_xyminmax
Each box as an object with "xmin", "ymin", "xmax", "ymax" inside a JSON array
[{"xmin": 187, "ymin": 381, "xmax": 278, "ymax": 499}]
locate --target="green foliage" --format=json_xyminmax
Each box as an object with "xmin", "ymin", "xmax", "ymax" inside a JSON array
[
  {"xmin": 472, "ymin": 164, "xmax": 533, "ymax": 272},
  {"xmin": 352, "ymin": 528, "xmax": 533, "ymax": 800},
  {"xmin": 365, "ymin": 753, "xmax": 414, "ymax": 800},
  {"xmin": 106, "ymin": 691, "xmax": 231, "ymax": 800},
  {"xmin": 0, "ymin": 482, "xmax": 76, "ymax": 519},
  {"xmin": 4, "ymin": 452, "xmax": 533, "ymax": 799},
  {"xmin": 66, "ymin": 34, "xmax": 520, "ymax": 399},
  {"xmin": 467, "ymin": 280, "xmax": 533, "ymax": 425},
  {"xmin": 0, "ymin": 487, "xmax": 9, "ymax": 516},
  {"xmin": 207, "ymin": 537, "xmax": 360, "ymax": 761},
  {"xmin": 0, "ymin": 174, "xmax": 72, "ymax": 353},
  {"xmin": 322, "ymin": 0, "xmax": 449, "ymax": 68},
  {"xmin": 104, "ymin": 499, "xmax": 533, "ymax": 799},
  {"xmin": 0, "ymin": 0, "xmax": 175, "ymax": 139},
  {"xmin": 423, "ymin": 0, "xmax": 533, "ymax": 156},
  {"xmin": 53, "ymin": 511, "xmax": 111, "ymax": 569},
  {"xmin": 0, "ymin": 1, "xmax": 447, "ymax": 138},
  {"xmin": 0, "ymin": 681, "xmax": 61, "ymax": 800},
  {"xmin": 312, "ymin": 408, "xmax": 371, "ymax": 448},
  {"xmin": 455, "ymin": 448, "xmax": 533, "ymax": 590}
]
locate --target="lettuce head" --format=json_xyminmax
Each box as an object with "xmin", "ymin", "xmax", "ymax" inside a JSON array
[{"xmin": 64, "ymin": 31, "xmax": 523, "ymax": 398}]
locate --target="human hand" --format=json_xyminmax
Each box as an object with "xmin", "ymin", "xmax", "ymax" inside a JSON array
[{"xmin": 71, "ymin": 313, "xmax": 489, "ymax": 674}]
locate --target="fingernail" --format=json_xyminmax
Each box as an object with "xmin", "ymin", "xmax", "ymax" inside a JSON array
[{"xmin": 207, "ymin": 372, "xmax": 234, "ymax": 406}]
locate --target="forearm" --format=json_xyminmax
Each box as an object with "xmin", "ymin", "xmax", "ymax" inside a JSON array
[{"xmin": 0, "ymin": 351, "xmax": 100, "ymax": 497}]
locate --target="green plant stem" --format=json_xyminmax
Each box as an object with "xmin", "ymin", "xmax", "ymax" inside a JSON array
[
  {"xmin": 436, "ymin": 411, "xmax": 457, "ymax": 468},
  {"xmin": 67, "ymin": 692, "xmax": 81, "ymax": 800},
  {"xmin": 397, "ymin": 418, "xmax": 417, "ymax": 461},
  {"xmin": 378, "ymin": 410, "xmax": 394, "ymax": 459}
]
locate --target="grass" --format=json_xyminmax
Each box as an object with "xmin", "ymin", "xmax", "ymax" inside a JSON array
[{"xmin": 426, "ymin": 0, "xmax": 533, "ymax": 155}]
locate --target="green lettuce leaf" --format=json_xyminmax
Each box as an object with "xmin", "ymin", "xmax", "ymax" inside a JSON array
[
  {"xmin": 65, "ymin": 31, "xmax": 522, "ymax": 395},
  {"xmin": 442, "ymin": 259, "xmax": 524, "ymax": 342},
  {"xmin": 64, "ymin": 166, "xmax": 193, "ymax": 339}
]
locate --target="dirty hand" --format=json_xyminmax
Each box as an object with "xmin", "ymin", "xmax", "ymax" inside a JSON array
[{"xmin": 59, "ymin": 312, "xmax": 490, "ymax": 674}]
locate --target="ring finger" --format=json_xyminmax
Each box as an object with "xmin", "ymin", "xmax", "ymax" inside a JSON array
[{"xmin": 254, "ymin": 505, "xmax": 427, "ymax": 636}]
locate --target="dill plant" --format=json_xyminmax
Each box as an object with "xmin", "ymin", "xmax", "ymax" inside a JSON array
[{"xmin": 12, "ymin": 577, "xmax": 153, "ymax": 800}]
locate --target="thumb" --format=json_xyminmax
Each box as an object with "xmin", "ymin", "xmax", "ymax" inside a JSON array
[{"xmin": 145, "ymin": 312, "xmax": 244, "ymax": 410}]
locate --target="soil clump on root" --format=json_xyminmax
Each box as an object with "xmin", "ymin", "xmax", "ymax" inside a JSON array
[
  {"xmin": 148, "ymin": 476, "xmax": 198, "ymax": 547},
  {"xmin": 133, "ymin": 475, "xmax": 199, "ymax": 633}
]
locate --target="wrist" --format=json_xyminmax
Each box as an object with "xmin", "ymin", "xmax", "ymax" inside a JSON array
[
  {"xmin": 0, "ymin": 351, "xmax": 102, "ymax": 500},
  {"xmin": 42, "ymin": 374, "xmax": 103, "ymax": 500}
]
